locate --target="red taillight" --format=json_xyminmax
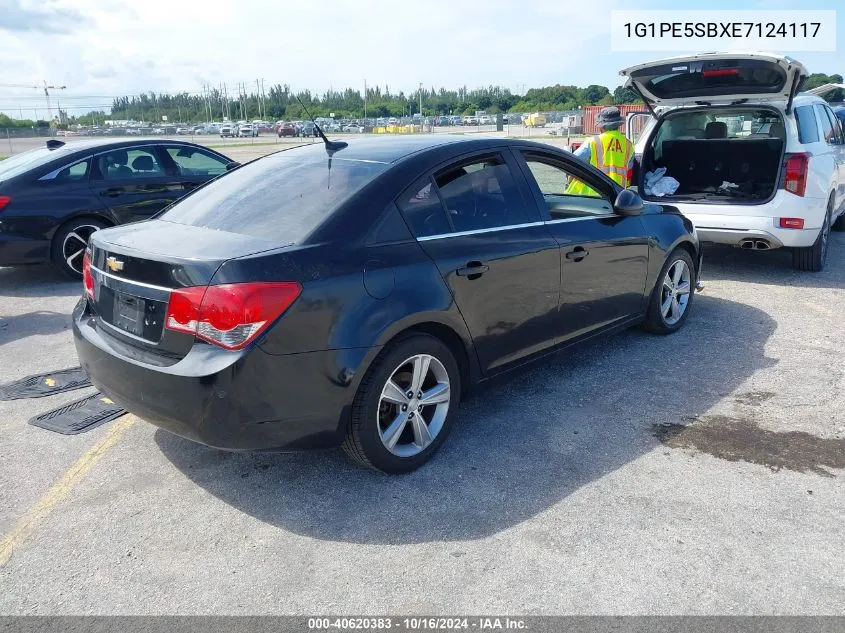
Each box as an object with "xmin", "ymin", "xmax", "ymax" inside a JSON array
[
  {"xmin": 702, "ymin": 68, "xmax": 739, "ymax": 77},
  {"xmin": 0, "ymin": 196, "xmax": 11, "ymax": 212},
  {"xmin": 82, "ymin": 251, "xmax": 94, "ymax": 299},
  {"xmin": 779, "ymin": 217, "xmax": 805, "ymax": 229},
  {"xmin": 782, "ymin": 153, "xmax": 809, "ymax": 197},
  {"xmin": 164, "ymin": 282, "xmax": 302, "ymax": 350}
]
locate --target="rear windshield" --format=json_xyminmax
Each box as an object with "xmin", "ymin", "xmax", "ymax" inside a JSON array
[
  {"xmin": 0, "ymin": 146, "xmax": 72, "ymax": 181},
  {"xmin": 633, "ymin": 59, "xmax": 787, "ymax": 100},
  {"xmin": 160, "ymin": 143, "xmax": 388, "ymax": 242},
  {"xmin": 652, "ymin": 108, "xmax": 783, "ymax": 147}
]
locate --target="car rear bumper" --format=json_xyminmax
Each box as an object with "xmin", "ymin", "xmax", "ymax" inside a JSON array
[
  {"xmin": 72, "ymin": 299, "xmax": 363, "ymax": 451},
  {"xmin": 0, "ymin": 234, "xmax": 51, "ymax": 266}
]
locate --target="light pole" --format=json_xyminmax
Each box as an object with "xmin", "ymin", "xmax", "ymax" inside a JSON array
[{"xmin": 419, "ymin": 82, "xmax": 423, "ymax": 129}]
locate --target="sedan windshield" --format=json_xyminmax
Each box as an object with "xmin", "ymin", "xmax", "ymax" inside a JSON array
[{"xmin": 161, "ymin": 143, "xmax": 388, "ymax": 242}]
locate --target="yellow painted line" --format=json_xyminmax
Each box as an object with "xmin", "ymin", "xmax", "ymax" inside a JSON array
[{"xmin": 0, "ymin": 415, "xmax": 136, "ymax": 567}]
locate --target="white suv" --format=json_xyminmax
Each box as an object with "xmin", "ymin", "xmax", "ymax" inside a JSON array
[{"xmin": 621, "ymin": 52, "xmax": 845, "ymax": 271}]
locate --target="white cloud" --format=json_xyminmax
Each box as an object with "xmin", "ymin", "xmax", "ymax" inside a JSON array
[{"xmin": 0, "ymin": 0, "xmax": 624, "ymax": 116}]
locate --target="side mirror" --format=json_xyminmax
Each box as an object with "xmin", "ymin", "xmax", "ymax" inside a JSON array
[
  {"xmin": 614, "ymin": 188, "xmax": 644, "ymax": 216},
  {"xmin": 225, "ymin": 161, "xmax": 241, "ymax": 172}
]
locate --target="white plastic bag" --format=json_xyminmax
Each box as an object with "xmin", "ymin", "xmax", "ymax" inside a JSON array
[{"xmin": 644, "ymin": 168, "xmax": 680, "ymax": 197}]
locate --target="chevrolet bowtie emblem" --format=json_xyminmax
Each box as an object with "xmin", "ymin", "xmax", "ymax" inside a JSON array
[{"xmin": 105, "ymin": 256, "xmax": 125, "ymax": 272}]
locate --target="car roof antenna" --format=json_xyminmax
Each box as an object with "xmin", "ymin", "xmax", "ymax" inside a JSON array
[{"xmin": 293, "ymin": 93, "xmax": 347, "ymax": 152}]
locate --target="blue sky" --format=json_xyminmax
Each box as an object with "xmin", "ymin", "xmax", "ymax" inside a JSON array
[{"xmin": 0, "ymin": 0, "xmax": 841, "ymax": 117}]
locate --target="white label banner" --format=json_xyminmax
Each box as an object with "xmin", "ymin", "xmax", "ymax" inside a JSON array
[{"xmin": 610, "ymin": 10, "xmax": 836, "ymax": 52}]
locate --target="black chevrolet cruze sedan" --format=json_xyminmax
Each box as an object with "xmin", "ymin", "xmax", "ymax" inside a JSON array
[
  {"xmin": 0, "ymin": 139, "xmax": 234, "ymax": 277},
  {"xmin": 73, "ymin": 135, "xmax": 700, "ymax": 473}
]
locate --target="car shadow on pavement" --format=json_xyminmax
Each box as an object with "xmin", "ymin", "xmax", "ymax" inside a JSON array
[
  {"xmin": 0, "ymin": 311, "xmax": 71, "ymax": 344},
  {"xmin": 701, "ymin": 232, "xmax": 845, "ymax": 289},
  {"xmin": 156, "ymin": 294, "xmax": 776, "ymax": 544},
  {"xmin": 0, "ymin": 266, "xmax": 80, "ymax": 298}
]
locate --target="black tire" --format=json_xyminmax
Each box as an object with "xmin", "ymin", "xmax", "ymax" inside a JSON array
[
  {"xmin": 51, "ymin": 218, "xmax": 108, "ymax": 279},
  {"xmin": 342, "ymin": 333, "xmax": 461, "ymax": 474},
  {"xmin": 643, "ymin": 247, "xmax": 696, "ymax": 335},
  {"xmin": 792, "ymin": 200, "xmax": 832, "ymax": 272}
]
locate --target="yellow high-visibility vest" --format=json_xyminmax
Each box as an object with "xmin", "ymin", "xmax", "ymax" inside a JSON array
[{"xmin": 566, "ymin": 130, "xmax": 633, "ymax": 197}]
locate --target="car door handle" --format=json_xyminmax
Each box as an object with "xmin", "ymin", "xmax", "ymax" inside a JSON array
[
  {"xmin": 456, "ymin": 261, "xmax": 489, "ymax": 279},
  {"xmin": 565, "ymin": 247, "xmax": 589, "ymax": 261},
  {"xmin": 100, "ymin": 188, "xmax": 123, "ymax": 197}
]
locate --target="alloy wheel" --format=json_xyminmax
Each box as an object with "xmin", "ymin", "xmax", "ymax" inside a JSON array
[
  {"xmin": 661, "ymin": 259, "xmax": 692, "ymax": 326},
  {"xmin": 377, "ymin": 354, "xmax": 451, "ymax": 458},
  {"xmin": 62, "ymin": 225, "xmax": 101, "ymax": 274}
]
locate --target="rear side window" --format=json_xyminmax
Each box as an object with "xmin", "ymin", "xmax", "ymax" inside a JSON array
[
  {"xmin": 794, "ymin": 105, "xmax": 819, "ymax": 144},
  {"xmin": 52, "ymin": 159, "xmax": 90, "ymax": 182},
  {"xmin": 815, "ymin": 105, "xmax": 834, "ymax": 144},
  {"xmin": 397, "ymin": 178, "xmax": 451, "ymax": 238},
  {"xmin": 161, "ymin": 144, "xmax": 387, "ymax": 242},
  {"xmin": 816, "ymin": 105, "xmax": 842, "ymax": 144},
  {"xmin": 397, "ymin": 155, "xmax": 530, "ymax": 237},
  {"xmin": 434, "ymin": 156, "xmax": 529, "ymax": 233}
]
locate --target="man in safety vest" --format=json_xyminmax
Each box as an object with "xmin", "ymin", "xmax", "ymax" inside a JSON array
[{"xmin": 566, "ymin": 106, "xmax": 634, "ymax": 197}]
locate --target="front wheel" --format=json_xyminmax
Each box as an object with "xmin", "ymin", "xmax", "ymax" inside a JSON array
[
  {"xmin": 643, "ymin": 248, "xmax": 696, "ymax": 335},
  {"xmin": 51, "ymin": 218, "xmax": 108, "ymax": 279},
  {"xmin": 343, "ymin": 334, "xmax": 460, "ymax": 473}
]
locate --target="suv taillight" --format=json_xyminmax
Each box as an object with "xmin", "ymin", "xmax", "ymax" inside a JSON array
[
  {"xmin": 82, "ymin": 251, "xmax": 94, "ymax": 299},
  {"xmin": 0, "ymin": 196, "xmax": 11, "ymax": 212},
  {"xmin": 782, "ymin": 152, "xmax": 809, "ymax": 197},
  {"xmin": 164, "ymin": 282, "xmax": 302, "ymax": 350}
]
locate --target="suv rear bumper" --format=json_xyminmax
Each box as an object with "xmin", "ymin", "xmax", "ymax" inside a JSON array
[{"xmin": 672, "ymin": 192, "xmax": 827, "ymax": 249}]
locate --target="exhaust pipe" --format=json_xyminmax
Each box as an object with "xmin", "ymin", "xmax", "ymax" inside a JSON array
[{"xmin": 738, "ymin": 239, "xmax": 772, "ymax": 251}]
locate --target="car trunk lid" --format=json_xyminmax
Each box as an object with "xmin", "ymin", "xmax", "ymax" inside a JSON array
[
  {"xmin": 620, "ymin": 52, "xmax": 807, "ymax": 109},
  {"xmin": 87, "ymin": 220, "xmax": 286, "ymax": 359}
]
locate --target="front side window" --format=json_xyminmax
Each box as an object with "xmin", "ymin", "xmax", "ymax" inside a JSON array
[
  {"xmin": 165, "ymin": 146, "xmax": 228, "ymax": 177},
  {"xmin": 433, "ymin": 156, "xmax": 529, "ymax": 233},
  {"xmin": 521, "ymin": 155, "xmax": 613, "ymax": 218},
  {"xmin": 95, "ymin": 147, "xmax": 164, "ymax": 180}
]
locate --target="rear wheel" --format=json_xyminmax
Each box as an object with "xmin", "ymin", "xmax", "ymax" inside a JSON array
[
  {"xmin": 792, "ymin": 201, "xmax": 831, "ymax": 272},
  {"xmin": 51, "ymin": 218, "xmax": 107, "ymax": 279},
  {"xmin": 643, "ymin": 248, "xmax": 696, "ymax": 335},
  {"xmin": 343, "ymin": 334, "xmax": 460, "ymax": 473}
]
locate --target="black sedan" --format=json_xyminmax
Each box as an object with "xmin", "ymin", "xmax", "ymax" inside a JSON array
[
  {"xmin": 0, "ymin": 139, "xmax": 235, "ymax": 277},
  {"xmin": 73, "ymin": 135, "xmax": 700, "ymax": 473}
]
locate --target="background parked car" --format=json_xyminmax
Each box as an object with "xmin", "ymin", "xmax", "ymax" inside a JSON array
[
  {"xmin": 219, "ymin": 124, "xmax": 235, "ymax": 138},
  {"xmin": 298, "ymin": 121, "xmax": 318, "ymax": 137},
  {"xmin": 0, "ymin": 139, "xmax": 236, "ymax": 277},
  {"xmin": 238, "ymin": 124, "xmax": 259, "ymax": 138},
  {"xmin": 623, "ymin": 52, "xmax": 845, "ymax": 271},
  {"xmin": 277, "ymin": 122, "xmax": 297, "ymax": 137}
]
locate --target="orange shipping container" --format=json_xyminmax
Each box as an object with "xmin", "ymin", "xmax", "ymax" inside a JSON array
[{"xmin": 582, "ymin": 104, "xmax": 649, "ymax": 135}]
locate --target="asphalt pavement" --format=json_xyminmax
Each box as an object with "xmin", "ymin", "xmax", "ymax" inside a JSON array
[{"xmin": 0, "ymin": 231, "xmax": 843, "ymax": 614}]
